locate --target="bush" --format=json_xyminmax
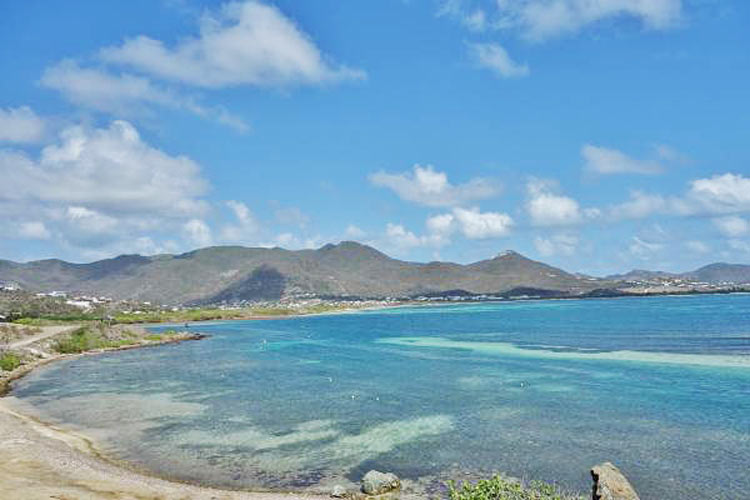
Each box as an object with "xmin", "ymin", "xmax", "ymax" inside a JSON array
[
  {"xmin": 0, "ymin": 352, "xmax": 22, "ymax": 371},
  {"xmin": 53, "ymin": 326, "xmax": 138, "ymax": 354},
  {"xmin": 447, "ymin": 476, "xmax": 582, "ymax": 500}
]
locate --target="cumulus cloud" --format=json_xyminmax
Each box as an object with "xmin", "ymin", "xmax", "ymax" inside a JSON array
[
  {"xmin": 385, "ymin": 206, "xmax": 513, "ymax": 253},
  {"xmin": 582, "ymin": 144, "xmax": 664, "ymax": 175},
  {"xmin": 607, "ymin": 173, "xmax": 750, "ymax": 221},
  {"xmin": 344, "ymin": 224, "xmax": 366, "ymax": 239},
  {"xmin": 370, "ymin": 164, "xmax": 498, "ymax": 207},
  {"xmin": 526, "ymin": 178, "xmax": 598, "ymax": 226},
  {"xmin": 609, "ymin": 191, "xmax": 668, "ymax": 220},
  {"xmin": 99, "ymin": 1, "xmax": 365, "ymax": 88},
  {"xmin": 385, "ymin": 223, "xmax": 424, "ymax": 249},
  {"xmin": 452, "ymin": 207, "xmax": 514, "ymax": 239},
  {"xmin": 683, "ymin": 173, "xmax": 750, "ymax": 215},
  {"xmin": 0, "ymin": 120, "xmax": 211, "ymax": 253},
  {"xmin": 220, "ymin": 200, "xmax": 260, "ymax": 242},
  {"xmin": 0, "ymin": 106, "xmax": 47, "ymax": 143},
  {"xmin": 0, "ymin": 120, "xmax": 208, "ymax": 216},
  {"xmin": 467, "ymin": 42, "xmax": 529, "ymax": 78},
  {"xmin": 18, "ymin": 221, "xmax": 51, "ymax": 240},
  {"xmin": 713, "ymin": 215, "xmax": 748, "ymax": 238},
  {"xmin": 496, "ymin": 0, "xmax": 683, "ymax": 41},
  {"xmin": 183, "ymin": 219, "xmax": 213, "ymax": 247},
  {"xmin": 41, "ymin": 61, "xmax": 248, "ymax": 132}
]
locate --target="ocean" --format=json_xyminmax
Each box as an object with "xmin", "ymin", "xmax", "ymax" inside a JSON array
[{"xmin": 11, "ymin": 294, "xmax": 750, "ymax": 498}]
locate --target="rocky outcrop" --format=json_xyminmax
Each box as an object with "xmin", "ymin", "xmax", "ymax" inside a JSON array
[
  {"xmin": 331, "ymin": 484, "xmax": 348, "ymax": 498},
  {"xmin": 361, "ymin": 470, "xmax": 400, "ymax": 495},
  {"xmin": 591, "ymin": 462, "xmax": 640, "ymax": 500}
]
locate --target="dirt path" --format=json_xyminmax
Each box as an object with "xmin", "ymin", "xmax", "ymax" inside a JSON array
[{"xmin": 5, "ymin": 324, "xmax": 79, "ymax": 349}]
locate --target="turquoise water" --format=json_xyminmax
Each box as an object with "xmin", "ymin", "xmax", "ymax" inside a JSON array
[{"xmin": 11, "ymin": 295, "xmax": 750, "ymax": 498}]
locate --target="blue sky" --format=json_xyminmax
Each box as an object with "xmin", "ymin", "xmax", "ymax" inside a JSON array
[{"xmin": 1, "ymin": 0, "xmax": 749, "ymax": 275}]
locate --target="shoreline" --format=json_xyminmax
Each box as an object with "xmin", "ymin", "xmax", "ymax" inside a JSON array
[{"xmin": 0, "ymin": 329, "xmax": 332, "ymax": 500}]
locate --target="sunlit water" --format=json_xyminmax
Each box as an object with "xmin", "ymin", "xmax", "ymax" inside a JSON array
[{"xmin": 11, "ymin": 295, "xmax": 750, "ymax": 498}]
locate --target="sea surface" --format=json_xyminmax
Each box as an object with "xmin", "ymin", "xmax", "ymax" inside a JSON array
[{"xmin": 11, "ymin": 295, "xmax": 750, "ymax": 499}]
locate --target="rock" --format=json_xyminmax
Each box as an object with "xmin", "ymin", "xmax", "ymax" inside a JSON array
[
  {"xmin": 361, "ymin": 470, "xmax": 401, "ymax": 495},
  {"xmin": 591, "ymin": 462, "xmax": 640, "ymax": 500},
  {"xmin": 331, "ymin": 485, "xmax": 348, "ymax": 498}
]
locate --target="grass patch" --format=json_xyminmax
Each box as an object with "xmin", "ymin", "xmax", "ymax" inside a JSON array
[
  {"xmin": 0, "ymin": 352, "xmax": 22, "ymax": 371},
  {"xmin": 249, "ymin": 307, "xmax": 296, "ymax": 316},
  {"xmin": 53, "ymin": 326, "xmax": 138, "ymax": 354},
  {"xmin": 448, "ymin": 476, "xmax": 583, "ymax": 500}
]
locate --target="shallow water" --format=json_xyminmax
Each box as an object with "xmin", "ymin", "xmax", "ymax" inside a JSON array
[{"xmin": 12, "ymin": 294, "xmax": 750, "ymax": 498}]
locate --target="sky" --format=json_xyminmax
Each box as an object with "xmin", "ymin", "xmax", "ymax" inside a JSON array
[{"xmin": 1, "ymin": 0, "xmax": 749, "ymax": 275}]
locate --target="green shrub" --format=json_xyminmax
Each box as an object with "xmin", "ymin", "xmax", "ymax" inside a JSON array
[
  {"xmin": 54, "ymin": 327, "xmax": 95, "ymax": 353},
  {"xmin": 0, "ymin": 352, "xmax": 22, "ymax": 371},
  {"xmin": 53, "ymin": 326, "xmax": 138, "ymax": 353},
  {"xmin": 447, "ymin": 476, "xmax": 582, "ymax": 500}
]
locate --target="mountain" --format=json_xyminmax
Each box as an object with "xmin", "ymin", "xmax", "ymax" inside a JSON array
[
  {"xmin": 0, "ymin": 243, "xmax": 610, "ymax": 304},
  {"xmin": 605, "ymin": 269, "xmax": 676, "ymax": 281},
  {"xmin": 683, "ymin": 263, "xmax": 750, "ymax": 284},
  {"xmin": 609, "ymin": 263, "xmax": 750, "ymax": 285}
]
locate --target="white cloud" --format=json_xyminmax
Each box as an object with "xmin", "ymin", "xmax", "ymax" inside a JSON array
[
  {"xmin": 220, "ymin": 200, "xmax": 260, "ymax": 242},
  {"xmin": 582, "ymin": 144, "xmax": 664, "ymax": 175},
  {"xmin": 183, "ymin": 219, "xmax": 213, "ymax": 247},
  {"xmin": 526, "ymin": 178, "xmax": 597, "ymax": 226},
  {"xmin": 609, "ymin": 191, "xmax": 667, "ymax": 220},
  {"xmin": 467, "ymin": 42, "xmax": 529, "ymax": 78},
  {"xmin": 496, "ymin": 0, "xmax": 683, "ymax": 41},
  {"xmin": 713, "ymin": 215, "xmax": 748, "ymax": 238},
  {"xmin": 99, "ymin": 1, "xmax": 365, "ymax": 88},
  {"xmin": 0, "ymin": 120, "xmax": 211, "ymax": 253},
  {"xmin": 534, "ymin": 233, "xmax": 578, "ymax": 257},
  {"xmin": 464, "ymin": 9, "xmax": 489, "ymax": 31},
  {"xmin": 684, "ymin": 173, "xmax": 750, "ymax": 215},
  {"xmin": 18, "ymin": 221, "xmax": 51, "ymax": 240},
  {"xmin": 426, "ymin": 213, "xmax": 456, "ymax": 236},
  {"xmin": 66, "ymin": 206, "xmax": 118, "ymax": 232},
  {"xmin": 370, "ymin": 164, "xmax": 498, "ymax": 207},
  {"xmin": 685, "ymin": 240, "xmax": 710, "ymax": 254},
  {"xmin": 344, "ymin": 224, "xmax": 366, "ymax": 239},
  {"xmin": 41, "ymin": 61, "xmax": 249, "ymax": 132},
  {"xmin": 385, "ymin": 223, "xmax": 423, "ymax": 249},
  {"xmin": 452, "ymin": 207, "xmax": 513, "ymax": 239},
  {"xmin": 0, "ymin": 120, "xmax": 208, "ymax": 217},
  {"xmin": 0, "ymin": 106, "xmax": 46, "ymax": 143},
  {"xmin": 606, "ymin": 173, "xmax": 750, "ymax": 221}
]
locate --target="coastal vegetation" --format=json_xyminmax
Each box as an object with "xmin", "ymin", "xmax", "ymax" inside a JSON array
[
  {"xmin": 2, "ymin": 292, "xmax": 371, "ymax": 326},
  {"xmin": 0, "ymin": 352, "xmax": 21, "ymax": 372},
  {"xmin": 448, "ymin": 476, "xmax": 585, "ymax": 500},
  {"xmin": 52, "ymin": 325, "xmax": 141, "ymax": 354}
]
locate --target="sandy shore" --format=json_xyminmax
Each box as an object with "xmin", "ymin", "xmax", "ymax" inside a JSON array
[
  {"xmin": 0, "ymin": 325, "xmax": 330, "ymax": 500},
  {"xmin": 0, "ymin": 397, "xmax": 329, "ymax": 500}
]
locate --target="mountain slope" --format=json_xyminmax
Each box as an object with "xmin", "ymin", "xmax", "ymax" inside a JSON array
[
  {"xmin": 0, "ymin": 242, "xmax": 610, "ymax": 304},
  {"xmin": 683, "ymin": 263, "xmax": 750, "ymax": 284}
]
